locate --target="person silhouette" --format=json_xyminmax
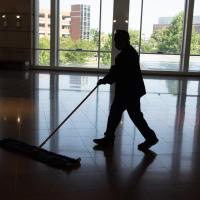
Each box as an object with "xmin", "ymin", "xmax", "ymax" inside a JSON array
[{"xmin": 93, "ymin": 30, "xmax": 158, "ymax": 151}]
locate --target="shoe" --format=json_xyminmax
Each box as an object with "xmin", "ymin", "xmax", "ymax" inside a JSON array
[
  {"xmin": 93, "ymin": 137, "xmax": 114, "ymax": 146},
  {"xmin": 138, "ymin": 136, "xmax": 158, "ymax": 151}
]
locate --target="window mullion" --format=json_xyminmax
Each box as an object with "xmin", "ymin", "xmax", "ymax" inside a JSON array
[
  {"xmin": 181, "ymin": 0, "xmax": 195, "ymax": 72},
  {"xmin": 97, "ymin": 0, "xmax": 102, "ymax": 69},
  {"xmin": 50, "ymin": 0, "xmax": 59, "ymax": 67},
  {"xmin": 34, "ymin": 0, "xmax": 39, "ymax": 66}
]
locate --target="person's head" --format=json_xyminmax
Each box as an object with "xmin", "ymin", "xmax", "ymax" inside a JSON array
[{"xmin": 114, "ymin": 30, "xmax": 130, "ymax": 50}]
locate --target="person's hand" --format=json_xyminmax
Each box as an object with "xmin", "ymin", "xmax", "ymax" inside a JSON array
[{"xmin": 97, "ymin": 79, "xmax": 106, "ymax": 86}]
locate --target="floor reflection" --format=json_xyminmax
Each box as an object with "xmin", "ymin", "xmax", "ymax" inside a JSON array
[{"xmin": 0, "ymin": 70, "xmax": 199, "ymax": 200}]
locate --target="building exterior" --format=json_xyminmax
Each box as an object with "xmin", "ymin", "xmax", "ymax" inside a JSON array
[
  {"xmin": 153, "ymin": 16, "xmax": 200, "ymax": 34},
  {"xmin": 60, "ymin": 12, "xmax": 71, "ymax": 38},
  {"xmin": 39, "ymin": 9, "xmax": 71, "ymax": 38},
  {"xmin": 70, "ymin": 4, "xmax": 90, "ymax": 40},
  {"xmin": 38, "ymin": 9, "xmax": 51, "ymax": 37},
  {"xmin": 38, "ymin": 4, "xmax": 90, "ymax": 40}
]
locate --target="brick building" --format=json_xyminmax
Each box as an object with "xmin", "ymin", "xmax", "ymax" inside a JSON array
[
  {"xmin": 70, "ymin": 4, "xmax": 90, "ymax": 40},
  {"xmin": 39, "ymin": 4, "xmax": 90, "ymax": 40}
]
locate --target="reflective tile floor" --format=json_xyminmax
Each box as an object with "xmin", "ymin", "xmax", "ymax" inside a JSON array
[{"xmin": 0, "ymin": 70, "xmax": 199, "ymax": 200}]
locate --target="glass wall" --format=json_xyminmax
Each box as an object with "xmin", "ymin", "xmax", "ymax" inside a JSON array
[
  {"xmin": 59, "ymin": 0, "xmax": 99, "ymax": 68},
  {"xmin": 35, "ymin": 0, "xmax": 51, "ymax": 66},
  {"xmin": 129, "ymin": 0, "xmax": 185, "ymax": 71},
  {"xmin": 189, "ymin": 0, "xmax": 200, "ymax": 72},
  {"xmin": 35, "ymin": 0, "xmax": 113, "ymax": 68},
  {"xmin": 34, "ymin": 0, "xmax": 199, "ymax": 74},
  {"xmin": 58, "ymin": 0, "xmax": 113, "ymax": 68}
]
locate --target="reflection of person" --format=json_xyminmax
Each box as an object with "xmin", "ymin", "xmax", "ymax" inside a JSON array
[
  {"xmin": 93, "ymin": 145, "xmax": 157, "ymax": 200},
  {"xmin": 93, "ymin": 30, "xmax": 158, "ymax": 151}
]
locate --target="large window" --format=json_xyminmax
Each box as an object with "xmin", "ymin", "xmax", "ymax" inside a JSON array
[
  {"xmin": 59, "ymin": 0, "xmax": 100, "ymax": 68},
  {"xmin": 189, "ymin": 0, "xmax": 200, "ymax": 72},
  {"xmin": 34, "ymin": 0, "xmax": 199, "ymax": 74},
  {"xmin": 35, "ymin": 0, "xmax": 113, "ymax": 68},
  {"xmin": 129, "ymin": 0, "xmax": 185, "ymax": 71},
  {"xmin": 58, "ymin": 0, "xmax": 113, "ymax": 69}
]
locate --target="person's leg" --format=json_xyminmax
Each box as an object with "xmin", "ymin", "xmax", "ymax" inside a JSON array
[
  {"xmin": 127, "ymin": 99, "xmax": 158, "ymax": 150},
  {"xmin": 93, "ymin": 99, "xmax": 125, "ymax": 145},
  {"xmin": 104, "ymin": 99, "xmax": 125, "ymax": 139}
]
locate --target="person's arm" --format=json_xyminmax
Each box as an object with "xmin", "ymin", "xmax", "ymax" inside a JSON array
[{"xmin": 97, "ymin": 65, "xmax": 117, "ymax": 85}]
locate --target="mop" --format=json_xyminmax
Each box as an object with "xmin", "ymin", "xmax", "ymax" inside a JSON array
[{"xmin": 0, "ymin": 85, "xmax": 98, "ymax": 170}]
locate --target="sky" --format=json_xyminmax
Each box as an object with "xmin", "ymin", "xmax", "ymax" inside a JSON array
[
  {"xmin": 39, "ymin": 0, "xmax": 200, "ymax": 38},
  {"xmin": 129, "ymin": 0, "xmax": 185, "ymax": 38}
]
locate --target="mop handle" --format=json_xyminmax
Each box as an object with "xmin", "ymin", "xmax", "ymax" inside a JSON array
[{"xmin": 39, "ymin": 85, "xmax": 98, "ymax": 148}]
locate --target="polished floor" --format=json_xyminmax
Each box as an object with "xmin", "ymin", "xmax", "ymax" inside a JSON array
[{"xmin": 0, "ymin": 70, "xmax": 199, "ymax": 200}]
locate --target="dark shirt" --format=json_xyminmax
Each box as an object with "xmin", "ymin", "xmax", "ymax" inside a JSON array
[{"xmin": 102, "ymin": 45, "xmax": 146, "ymax": 101}]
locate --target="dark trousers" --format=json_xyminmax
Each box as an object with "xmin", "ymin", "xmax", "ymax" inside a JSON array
[{"xmin": 104, "ymin": 98, "xmax": 155, "ymax": 140}]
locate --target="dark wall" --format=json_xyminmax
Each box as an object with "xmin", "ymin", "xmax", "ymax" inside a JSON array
[{"xmin": 0, "ymin": 0, "xmax": 33, "ymax": 68}]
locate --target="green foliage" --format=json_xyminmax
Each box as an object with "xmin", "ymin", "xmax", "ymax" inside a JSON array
[
  {"xmin": 39, "ymin": 36, "xmax": 50, "ymax": 49},
  {"xmin": 152, "ymin": 12, "xmax": 184, "ymax": 53},
  {"xmin": 59, "ymin": 36, "xmax": 96, "ymax": 64},
  {"xmin": 141, "ymin": 38, "xmax": 158, "ymax": 53},
  {"xmin": 151, "ymin": 12, "xmax": 200, "ymax": 54},
  {"xmin": 129, "ymin": 30, "xmax": 140, "ymax": 50},
  {"xmin": 90, "ymin": 28, "xmax": 99, "ymax": 47},
  {"xmin": 39, "ymin": 36, "xmax": 50, "ymax": 65},
  {"xmin": 39, "ymin": 50, "xmax": 50, "ymax": 65},
  {"xmin": 101, "ymin": 33, "xmax": 112, "ymax": 65},
  {"xmin": 191, "ymin": 28, "xmax": 200, "ymax": 54}
]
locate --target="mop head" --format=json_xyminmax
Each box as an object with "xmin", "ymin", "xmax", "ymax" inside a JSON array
[{"xmin": 0, "ymin": 138, "xmax": 81, "ymax": 170}]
